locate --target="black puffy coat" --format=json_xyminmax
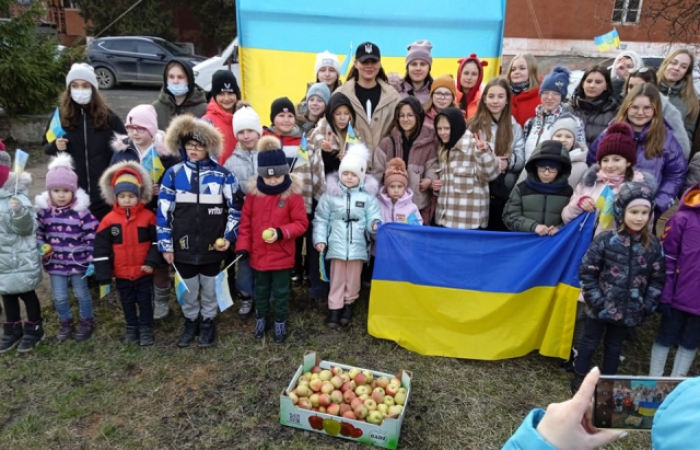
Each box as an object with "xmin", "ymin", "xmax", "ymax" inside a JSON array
[{"xmin": 570, "ymin": 92, "xmax": 619, "ymax": 150}]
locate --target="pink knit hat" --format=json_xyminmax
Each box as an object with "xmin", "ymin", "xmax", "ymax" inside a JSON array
[
  {"xmin": 125, "ymin": 104, "xmax": 158, "ymax": 138},
  {"xmin": 406, "ymin": 40, "xmax": 433, "ymax": 67},
  {"xmin": 46, "ymin": 153, "xmax": 78, "ymax": 193}
]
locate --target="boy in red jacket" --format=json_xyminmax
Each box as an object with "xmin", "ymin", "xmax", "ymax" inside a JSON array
[
  {"xmin": 94, "ymin": 161, "xmax": 163, "ymax": 346},
  {"xmin": 236, "ymin": 135, "xmax": 308, "ymax": 344}
]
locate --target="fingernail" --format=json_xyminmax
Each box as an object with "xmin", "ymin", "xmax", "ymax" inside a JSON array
[
  {"xmin": 590, "ymin": 366, "xmax": 600, "ymax": 374},
  {"xmin": 618, "ymin": 432, "xmax": 628, "ymax": 439}
]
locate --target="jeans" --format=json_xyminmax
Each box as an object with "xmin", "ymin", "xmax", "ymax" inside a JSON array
[
  {"xmin": 655, "ymin": 307, "xmax": 700, "ymax": 350},
  {"xmin": 575, "ymin": 317, "xmax": 629, "ymax": 375},
  {"xmin": 50, "ymin": 274, "xmax": 94, "ymax": 320},
  {"xmin": 116, "ymin": 276, "xmax": 154, "ymax": 327}
]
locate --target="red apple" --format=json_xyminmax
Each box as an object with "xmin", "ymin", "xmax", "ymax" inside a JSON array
[
  {"xmin": 348, "ymin": 368, "xmax": 361, "ymax": 380},
  {"xmin": 311, "ymin": 365, "xmax": 322, "ymax": 374},
  {"xmin": 321, "ymin": 382, "xmax": 334, "ymax": 395},
  {"xmin": 339, "ymin": 403, "xmax": 352, "ymax": 415},
  {"xmin": 343, "ymin": 390, "xmax": 356, "ymax": 404},
  {"xmin": 298, "ymin": 398, "xmax": 312, "ymax": 410},
  {"xmin": 342, "ymin": 411, "xmax": 356, "ymax": 420},
  {"xmin": 385, "ymin": 383, "xmax": 400, "ymax": 396},
  {"xmin": 331, "ymin": 366, "xmax": 345, "ymax": 376},
  {"xmin": 354, "ymin": 373, "xmax": 367, "ymax": 386},
  {"xmin": 372, "ymin": 388, "xmax": 385, "ymax": 404},
  {"xmin": 353, "ymin": 404, "xmax": 368, "ymax": 420},
  {"xmin": 309, "ymin": 379, "xmax": 323, "ymax": 392},
  {"xmin": 318, "ymin": 393, "xmax": 331, "ymax": 407},
  {"xmin": 327, "ymin": 403, "xmax": 340, "ymax": 416},
  {"xmin": 350, "ymin": 397, "xmax": 363, "ymax": 409},
  {"xmin": 341, "ymin": 381, "xmax": 356, "ymax": 393},
  {"xmin": 376, "ymin": 376, "xmax": 390, "ymax": 389},
  {"xmin": 370, "ymin": 380, "xmax": 378, "ymax": 389}
]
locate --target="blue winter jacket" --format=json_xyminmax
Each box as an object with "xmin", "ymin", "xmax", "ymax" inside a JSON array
[{"xmin": 501, "ymin": 409, "xmax": 554, "ymax": 450}]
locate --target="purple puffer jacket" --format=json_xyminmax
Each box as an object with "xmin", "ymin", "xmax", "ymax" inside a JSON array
[
  {"xmin": 35, "ymin": 189, "xmax": 98, "ymax": 276},
  {"xmin": 589, "ymin": 121, "xmax": 688, "ymax": 215},
  {"xmin": 660, "ymin": 183, "xmax": 700, "ymax": 315}
]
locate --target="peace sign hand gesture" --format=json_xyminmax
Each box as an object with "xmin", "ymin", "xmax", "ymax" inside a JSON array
[{"xmin": 474, "ymin": 131, "xmax": 490, "ymax": 152}]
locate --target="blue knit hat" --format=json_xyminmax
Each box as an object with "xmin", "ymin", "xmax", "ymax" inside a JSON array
[
  {"xmin": 539, "ymin": 66, "xmax": 570, "ymax": 98},
  {"xmin": 306, "ymin": 83, "xmax": 331, "ymax": 106},
  {"xmin": 256, "ymin": 136, "xmax": 289, "ymax": 177}
]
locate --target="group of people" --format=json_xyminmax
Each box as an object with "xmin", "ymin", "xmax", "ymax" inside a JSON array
[{"xmin": 0, "ymin": 43, "xmax": 698, "ymax": 406}]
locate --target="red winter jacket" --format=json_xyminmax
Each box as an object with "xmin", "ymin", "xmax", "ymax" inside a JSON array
[
  {"xmin": 511, "ymin": 88, "xmax": 541, "ymax": 127},
  {"xmin": 236, "ymin": 176, "xmax": 308, "ymax": 271},
  {"xmin": 203, "ymin": 98, "xmax": 237, "ymax": 165}
]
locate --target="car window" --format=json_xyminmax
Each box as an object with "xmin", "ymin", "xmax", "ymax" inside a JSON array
[
  {"xmin": 154, "ymin": 39, "xmax": 188, "ymax": 57},
  {"xmin": 103, "ymin": 40, "xmax": 136, "ymax": 53},
  {"xmin": 136, "ymin": 41, "xmax": 161, "ymax": 55}
]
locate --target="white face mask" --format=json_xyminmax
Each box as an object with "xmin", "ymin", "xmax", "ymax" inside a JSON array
[{"xmin": 71, "ymin": 88, "xmax": 92, "ymax": 105}]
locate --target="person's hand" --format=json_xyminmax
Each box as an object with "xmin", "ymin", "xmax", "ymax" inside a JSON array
[
  {"xmin": 535, "ymin": 224, "xmax": 550, "ymax": 236},
  {"xmin": 432, "ymin": 179, "xmax": 443, "ymax": 192},
  {"xmin": 615, "ymin": 63, "xmax": 630, "ymax": 80},
  {"xmin": 236, "ymin": 250, "xmax": 249, "ymax": 261},
  {"xmin": 580, "ymin": 197, "xmax": 596, "ymax": 213},
  {"xmin": 163, "ymin": 252, "xmax": 174, "ymax": 265},
  {"xmin": 141, "ymin": 265, "xmax": 154, "ymax": 274},
  {"xmin": 152, "ymin": 184, "xmax": 160, "ymax": 196},
  {"xmin": 8, "ymin": 197, "xmax": 23, "ymax": 215},
  {"xmin": 321, "ymin": 131, "xmax": 334, "ymax": 152},
  {"xmin": 56, "ymin": 138, "xmax": 68, "ymax": 151},
  {"xmin": 474, "ymin": 131, "xmax": 491, "ymax": 152},
  {"xmin": 536, "ymin": 367, "xmax": 627, "ymax": 450},
  {"xmin": 263, "ymin": 229, "xmax": 278, "ymax": 244},
  {"xmin": 419, "ymin": 178, "xmax": 432, "ymax": 192},
  {"xmin": 499, "ymin": 156, "xmax": 509, "ymax": 173},
  {"xmin": 548, "ymin": 226, "xmax": 560, "ymax": 236},
  {"xmin": 315, "ymin": 243, "xmax": 326, "ymax": 253},
  {"xmin": 372, "ymin": 221, "xmax": 382, "ymax": 232},
  {"xmin": 214, "ymin": 239, "xmax": 231, "ymax": 251}
]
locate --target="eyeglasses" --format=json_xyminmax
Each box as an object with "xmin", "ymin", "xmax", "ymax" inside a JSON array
[
  {"xmin": 537, "ymin": 166, "xmax": 558, "ymax": 173},
  {"xmin": 541, "ymin": 91, "xmax": 562, "ymax": 99},
  {"xmin": 433, "ymin": 91, "xmax": 453, "ymax": 99},
  {"xmin": 398, "ymin": 114, "xmax": 415, "ymax": 120},
  {"xmin": 126, "ymin": 126, "xmax": 147, "ymax": 134},
  {"xmin": 185, "ymin": 142, "xmax": 205, "ymax": 151}
]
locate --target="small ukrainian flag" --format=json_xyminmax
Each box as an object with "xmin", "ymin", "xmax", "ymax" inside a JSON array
[
  {"xmin": 297, "ymin": 135, "xmax": 309, "ymax": 162},
  {"xmin": 595, "ymin": 184, "xmax": 615, "ymax": 229},
  {"xmin": 99, "ymin": 284, "xmax": 111, "ymax": 299},
  {"xmin": 345, "ymin": 123, "xmax": 360, "ymax": 147},
  {"xmin": 594, "ymin": 29, "xmax": 620, "ymax": 52},
  {"xmin": 45, "ymin": 108, "xmax": 66, "ymax": 144},
  {"xmin": 142, "ymin": 147, "xmax": 165, "ymax": 184},
  {"xmin": 173, "ymin": 269, "xmax": 188, "ymax": 306}
]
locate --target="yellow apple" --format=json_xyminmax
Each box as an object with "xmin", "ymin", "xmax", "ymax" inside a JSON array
[
  {"xmin": 262, "ymin": 229, "xmax": 275, "ymax": 241},
  {"xmin": 214, "ymin": 238, "xmax": 226, "ymax": 248},
  {"xmin": 40, "ymin": 243, "xmax": 52, "ymax": 255}
]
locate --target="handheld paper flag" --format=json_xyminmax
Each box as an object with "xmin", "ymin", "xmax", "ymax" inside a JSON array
[
  {"xmin": 595, "ymin": 184, "xmax": 615, "ymax": 229},
  {"xmin": 319, "ymin": 251, "xmax": 329, "ymax": 282},
  {"xmin": 338, "ymin": 42, "xmax": 353, "ymax": 80},
  {"xmin": 45, "ymin": 108, "xmax": 66, "ymax": 144},
  {"xmin": 142, "ymin": 147, "xmax": 165, "ymax": 184},
  {"xmin": 215, "ymin": 270, "xmax": 235, "ymax": 312},
  {"xmin": 594, "ymin": 29, "xmax": 620, "ymax": 52},
  {"xmin": 14, "ymin": 149, "xmax": 28, "ymax": 174},
  {"xmin": 345, "ymin": 123, "xmax": 360, "ymax": 148},
  {"xmin": 173, "ymin": 265, "xmax": 189, "ymax": 306},
  {"xmin": 99, "ymin": 284, "xmax": 111, "ymax": 299},
  {"xmin": 297, "ymin": 135, "xmax": 309, "ymax": 162}
]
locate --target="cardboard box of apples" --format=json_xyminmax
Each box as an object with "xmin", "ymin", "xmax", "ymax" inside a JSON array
[{"xmin": 280, "ymin": 350, "xmax": 411, "ymax": 449}]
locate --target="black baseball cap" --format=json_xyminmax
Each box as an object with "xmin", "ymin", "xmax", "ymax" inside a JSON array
[{"xmin": 356, "ymin": 41, "xmax": 381, "ymax": 62}]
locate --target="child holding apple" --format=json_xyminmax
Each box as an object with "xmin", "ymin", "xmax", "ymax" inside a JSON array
[
  {"xmin": 156, "ymin": 115, "xmax": 240, "ymax": 348},
  {"xmin": 235, "ymin": 136, "xmax": 308, "ymax": 344},
  {"xmin": 35, "ymin": 153, "xmax": 99, "ymax": 343}
]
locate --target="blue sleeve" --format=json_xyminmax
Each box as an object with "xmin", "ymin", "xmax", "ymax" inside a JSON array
[
  {"xmin": 502, "ymin": 409, "xmax": 557, "ymax": 450},
  {"xmin": 156, "ymin": 167, "xmax": 177, "ymax": 252}
]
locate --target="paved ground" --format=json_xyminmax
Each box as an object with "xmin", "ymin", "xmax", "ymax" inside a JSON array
[{"xmin": 102, "ymin": 85, "xmax": 161, "ymax": 122}]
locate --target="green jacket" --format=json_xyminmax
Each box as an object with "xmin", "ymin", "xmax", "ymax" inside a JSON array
[{"xmin": 152, "ymin": 88, "xmax": 208, "ymax": 131}]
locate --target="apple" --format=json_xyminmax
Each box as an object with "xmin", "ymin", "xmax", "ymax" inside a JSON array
[
  {"xmin": 262, "ymin": 229, "xmax": 275, "ymax": 241},
  {"xmin": 343, "ymin": 390, "xmax": 356, "ymax": 404},
  {"xmin": 359, "ymin": 394, "xmax": 369, "ymax": 401},
  {"xmin": 318, "ymin": 393, "xmax": 331, "ymax": 407},
  {"xmin": 340, "ymin": 422, "xmax": 354, "ymax": 437},
  {"xmin": 321, "ymin": 382, "xmax": 334, "ymax": 395},
  {"xmin": 390, "ymin": 377, "xmax": 401, "ymax": 386},
  {"xmin": 215, "ymin": 238, "xmax": 226, "ymax": 248},
  {"xmin": 355, "ymin": 385, "xmax": 371, "ymax": 397},
  {"xmin": 311, "ymin": 365, "xmax": 322, "ymax": 374},
  {"xmin": 367, "ymin": 410, "xmax": 384, "ymax": 425},
  {"xmin": 309, "ymin": 379, "xmax": 323, "ymax": 392},
  {"xmin": 397, "ymin": 387, "xmax": 408, "ymax": 395},
  {"xmin": 298, "ymin": 375, "xmax": 310, "ymax": 385},
  {"xmin": 354, "ymin": 373, "xmax": 367, "ymax": 386},
  {"xmin": 310, "ymin": 393, "xmax": 320, "ymax": 407},
  {"xmin": 382, "ymin": 395, "xmax": 395, "ymax": 407},
  {"xmin": 385, "ymin": 383, "xmax": 400, "ymax": 396},
  {"xmin": 377, "ymin": 403, "xmax": 388, "ymax": 416},
  {"xmin": 339, "ymin": 404, "xmax": 352, "ymax": 415},
  {"xmin": 370, "ymin": 380, "xmax": 378, "ymax": 389},
  {"xmin": 330, "ymin": 390, "xmax": 344, "ymax": 404},
  {"xmin": 288, "ymin": 392, "xmax": 299, "ymax": 405},
  {"xmin": 331, "ymin": 366, "xmax": 344, "ymax": 376},
  {"xmin": 372, "ymin": 388, "xmax": 385, "ymax": 403},
  {"xmin": 340, "ymin": 373, "xmax": 350, "ymax": 383},
  {"xmin": 376, "ymin": 376, "xmax": 390, "ymax": 389},
  {"xmin": 330, "ymin": 376, "xmax": 343, "ymax": 389},
  {"xmin": 353, "ymin": 404, "xmax": 368, "ymax": 420},
  {"xmin": 342, "ymin": 411, "xmax": 356, "ymax": 420},
  {"xmin": 40, "ymin": 243, "xmax": 53, "ymax": 255},
  {"xmin": 362, "ymin": 370, "xmax": 374, "ymax": 384},
  {"xmin": 298, "ymin": 398, "xmax": 312, "ymax": 410},
  {"xmin": 350, "ymin": 398, "xmax": 363, "ymax": 409},
  {"xmin": 318, "ymin": 406, "xmax": 326, "ymax": 413},
  {"xmin": 348, "ymin": 368, "xmax": 361, "ymax": 380},
  {"xmin": 326, "ymin": 403, "xmax": 340, "ymax": 416},
  {"xmin": 394, "ymin": 390, "xmax": 407, "ymax": 406},
  {"xmin": 388, "ymin": 404, "xmax": 403, "ymax": 416},
  {"xmin": 311, "ymin": 373, "xmax": 320, "ymax": 381},
  {"xmin": 319, "ymin": 370, "xmax": 333, "ymax": 381},
  {"xmin": 340, "ymin": 381, "xmax": 356, "ymax": 393},
  {"xmin": 363, "ymin": 398, "xmax": 377, "ymax": 411},
  {"xmin": 295, "ymin": 385, "xmax": 311, "ymax": 397},
  {"xmin": 312, "ymin": 407, "xmax": 319, "ymax": 412}
]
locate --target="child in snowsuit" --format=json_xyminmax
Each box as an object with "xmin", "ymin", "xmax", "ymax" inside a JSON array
[{"xmin": 377, "ymin": 158, "xmax": 422, "ymax": 225}]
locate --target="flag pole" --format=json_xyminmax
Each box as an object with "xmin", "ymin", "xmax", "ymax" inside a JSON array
[{"xmin": 172, "ymin": 263, "xmax": 190, "ymax": 292}]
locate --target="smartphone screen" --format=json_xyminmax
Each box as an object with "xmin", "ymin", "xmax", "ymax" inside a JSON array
[{"xmin": 593, "ymin": 375, "xmax": 687, "ymax": 430}]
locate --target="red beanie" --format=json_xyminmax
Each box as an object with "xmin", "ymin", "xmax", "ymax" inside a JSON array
[{"xmin": 596, "ymin": 122, "xmax": 637, "ymax": 165}]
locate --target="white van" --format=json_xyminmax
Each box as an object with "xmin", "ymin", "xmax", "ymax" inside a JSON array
[{"xmin": 193, "ymin": 37, "xmax": 241, "ymax": 92}]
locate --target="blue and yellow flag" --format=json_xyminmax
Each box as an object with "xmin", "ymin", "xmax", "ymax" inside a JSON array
[
  {"xmin": 345, "ymin": 123, "xmax": 360, "ymax": 148},
  {"xmin": 338, "ymin": 42, "xmax": 354, "ymax": 80},
  {"xmin": 594, "ymin": 29, "xmax": 620, "ymax": 52},
  {"xmin": 297, "ymin": 135, "xmax": 309, "ymax": 162},
  {"xmin": 99, "ymin": 284, "xmax": 111, "ymax": 299},
  {"xmin": 45, "ymin": 108, "xmax": 66, "ymax": 144},
  {"xmin": 369, "ymin": 214, "xmax": 594, "ymax": 360},
  {"xmin": 173, "ymin": 268, "xmax": 188, "ymax": 306},
  {"xmin": 595, "ymin": 184, "xmax": 615, "ymax": 229},
  {"xmin": 142, "ymin": 147, "xmax": 165, "ymax": 184}
]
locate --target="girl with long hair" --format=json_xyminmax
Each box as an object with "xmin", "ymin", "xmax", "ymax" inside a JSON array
[
  {"xmin": 657, "ymin": 49, "xmax": 699, "ymax": 144},
  {"xmin": 569, "ymin": 65, "xmax": 619, "ymax": 149},
  {"xmin": 506, "ymin": 54, "xmax": 541, "ymax": 127}
]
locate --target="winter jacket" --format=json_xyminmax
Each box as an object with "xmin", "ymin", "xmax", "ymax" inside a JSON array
[
  {"xmin": 336, "ymin": 78, "xmax": 400, "ymax": 169},
  {"xmin": 659, "ymin": 96, "xmax": 691, "ymax": 161},
  {"xmin": 523, "ymin": 103, "xmax": 585, "ymax": 163},
  {"xmin": 456, "ymin": 87, "xmax": 482, "ymax": 120},
  {"xmin": 202, "ymin": 98, "xmax": 237, "ymax": 165},
  {"xmin": 35, "ymin": 189, "xmax": 98, "ymax": 276},
  {"xmin": 569, "ymin": 92, "xmax": 619, "ymax": 150},
  {"xmin": 156, "ymin": 115, "xmax": 240, "ymax": 265},
  {"xmin": 589, "ymin": 121, "xmax": 688, "ymax": 216},
  {"xmin": 501, "ymin": 409, "xmax": 554, "ymax": 450},
  {"xmin": 377, "ymin": 188, "xmax": 422, "ymax": 225},
  {"xmin": 152, "ymin": 59, "xmax": 207, "ymax": 130},
  {"xmin": 686, "ymin": 152, "xmax": 700, "ymax": 189},
  {"xmin": 387, "ymin": 75, "xmax": 432, "ymax": 104},
  {"xmin": 223, "ymin": 144, "xmax": 258, "ymax": 195},
  {"xmin": 308, "ymin": 117, "xmax": 343, "ymax": 176},
  {"xmin": 659, "ymin": 183, "xmax": 700, "ymax": 315},
  {"xmin": 373, "ymin": 124, "xmax": 439, "ymax": 210},
  {"xmin": 511, "ymin": 87, "xmax": 541, "ymax": 127},
  {"xmin": 0, "ymin": 173, "xmax": 41, "ymax": 295},
  {"xmin": 313, "ymin": 174, "xmax": 382, "ymax": 262},
  {"xmin": 503, "ymin": 142, "xmax": 573, "ymax": 232},
  {"xmin": 43, "ymin": 108, "xmax": 127, "ymax": 220},
  {"xmin": 659, "ymin": 81, "xmax": 697, "ymax": 144},
  {"xmin": 478, "ymin": 116, "xmax": 526, "ymax": 192},
  {"xmin": 235, "ymin": 175, "xmax": 308, "ymax": 272}
]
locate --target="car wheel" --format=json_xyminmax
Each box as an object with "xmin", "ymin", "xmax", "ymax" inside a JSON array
[{"xmin": 95, "ymin": 67, "xmax": 116, "ymax": 90}]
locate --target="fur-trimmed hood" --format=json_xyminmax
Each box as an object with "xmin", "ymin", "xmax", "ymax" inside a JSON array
[
  {"xmin": 35, "ymin": 188, "xmax": 90, "ymax": 212},
  {"xmin": 325, "ymin": 172, "xmax": 380, "ymax": 197},
  {"xmin": 98, "ymin": 161, "xmax": 154, "ymax": 206},
  {"xmin": 164, "ymin": 114, "xmax": 223, "ymax": 159},
  {"xmin": 245, "ymin": 173, "xmax": 303, "ymax": 199},
  {"xmin": 111, "ymin": 130, "xmax": 169, "ymax": 157},
  {"xmin": 581, "ymin": 164, "xmax": 657, "ymax": 192},
  {"xmin": 0, "ymin": 172, "xmax": 32, "ymax": 196}
]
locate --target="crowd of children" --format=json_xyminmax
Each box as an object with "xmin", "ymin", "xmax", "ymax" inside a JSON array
[{"xmin": 0, "ymin": 44, "xmax": 699, "ymax": 390}]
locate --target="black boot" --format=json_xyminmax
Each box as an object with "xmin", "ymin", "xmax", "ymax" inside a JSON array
[
  {"xmin": 327, "ymin": 309, "xmax": 341, "ymax": 329},
  {"xmin": 139, "ymin": 326, "xmax": 154, "ymax": 346},
  {"xmin": 340, "ymin": 303, "xmax": 353, "ymax": 326},
  {"xmin": 254, "ymin": 316, "xmax": 267, "ymax": 340},
  {"xmin": 177, "ymin": 318, "xmax": 199, "ymax": 348},
  {"xmin": 274, "ymin": 320, "xmax": 287, "ymax": 344},
  {"xmin": 0, "ymin": 322, "xmax": 23, "ymax": 353},
  {"xmin": 124, "ymin": 326, "xmax": 139, "ymax": 344},
  {"xmin": 571, "ymin": 371, "xmax": 586, "ymax": 396},
  {"xmin": 75, "ymin": 318, "xmax": 96, "ymax": 342},
  {"xmin": 559, "ymin": 348, "xmax": 578, "ymax": 373},
  {"xmin": 198, "ymin": 319, "xmax": 216, "ymax": 348},
  {"xmin": 17, "ymin": 321, "xmax": 45, "ymax": 353}
]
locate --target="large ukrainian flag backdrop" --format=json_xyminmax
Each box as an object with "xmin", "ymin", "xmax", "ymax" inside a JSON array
[
  {"xmin": 369, "ymin": 214, "xmax": 595, "ymax": 360},
  {"xmin": 236, "ymin": 0, "xmax": 506, "ymax": 122}
]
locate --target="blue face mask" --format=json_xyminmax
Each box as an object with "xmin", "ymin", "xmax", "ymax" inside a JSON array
[{"xmin": 167, "ymin": 83, "xmax": 189, "ymax": 96}]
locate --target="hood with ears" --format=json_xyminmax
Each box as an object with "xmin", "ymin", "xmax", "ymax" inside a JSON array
[
  {"xmin": 164, "ymin": 114, "xmax": 223, "ymax": 159},
  {"xmin": 457, "ymin": 53, "xmax": 488, "ymax": 105},
  {"xmin": 111, "ymin": 130, "xmax": 169, "ymax": 156},
  {"xmin": 35, "ymin": 188, "xmax": 90, "ymax": 212},
  {"xmin": 98, "ymin": 161, "xmax": 154, "ymax": 206}
]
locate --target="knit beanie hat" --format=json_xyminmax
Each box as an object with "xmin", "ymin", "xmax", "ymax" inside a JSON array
[
  {"xmin": 0, "ymin": 150, "xmax": 10, "ymax": 188},
  {"xmin": 539, "ymin": 65, "xmax": 570, "ymax": 98},
  {"xmin": 233, "ymin": 106, "xmax": 262, "ymax": 136},
  {"xmin": 210, "ymin": 70, "xmax": 241, "ymax": 98},
  {"xmin": 596, "ymin": 122, "xmax": 637, "ymax": 165},
  {"xmin": 384, "ymin": 158, "xmax": 409, "ymax": 188},
  {"xmin": 66, "ymin": 63, "xmax": 99, "ymax": 90},
  {"xmin": 315, "ymin": 51, "xmax": 341, "ymax": 77},
  {"xmin": 614, "ymin": 181, "xmax": 655, "ymax": 225},
  {"xmin": 306, "ymin": 82, "xmax": 331, "ymax": 106},
  {"xmin": 550, "ymin": 115, "xmax": 578, "ymax": 140},
  {"xmin": 113, "ymin": 172, "xmax": 141, "ymax": 197},
  {"xmin": 125, "ymin": 104, "xmax": 158, "ymax": 138},
  {"xmin": 406, "ymin": 40, "xmax": 433, "ymax": 67},
  {"xmin": 270, "ymin": 97, "xmax": 296, "ymax": 123},
  {"xmin": 46, "ymin": 153, "xmax": 78, "ymax": 193},
  {"xmin": 430, "ymin": 74, "xmax": 457, "ymax": 99},
  {"xmin": 339, "ymin": 143, "xmax": 370, "ymax": 183},
  {"xmin": 257, "ymin": 136, "xmax": 289, "ymax": 177}
]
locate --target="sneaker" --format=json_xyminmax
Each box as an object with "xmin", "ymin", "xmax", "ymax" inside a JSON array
[
  {"xmin": 327, "ymin": 309, "xmax": 341, "ymax": 329},
  {"xmin": 198, "ymin": 319, "xmax": 216, "ymax": 348},
  {"xmin": 340, "ymin": 303, "xmax": 353, "ymax": 326},
  {"xmin": 177, "ymin": 319, "xmax": 198, "ymax": 348},
  {"xmin": 238, "ymin": 297, "xmax": 253, "ymax": 318},
  {"xmin": 0, "ymin": 322, "xmax": 23, "ymax": 353},
  {"xmin": 139, "ymin": 326, "xmax": 154, "ymax": 346},
  {"xmin": 274, "ymin": 320, "xmax": 287, "ymax": 344},
  {"xmin": 17, "ymin": 321, "xmax": 45, "ymax": 353},
  {"xmin": 124, "ymin": 326, "xmax": 139, "ymax": 344},
  {"xmin": 57, "ymin": 318, "xmax": 74, "ymax": 343},
  {"xmin": 75, "ymin": 318, "xmax": 95, "ymax": 342},
  {"xmin": 254, "ymin": 316, "xmax": 267, "ymax": 340}
]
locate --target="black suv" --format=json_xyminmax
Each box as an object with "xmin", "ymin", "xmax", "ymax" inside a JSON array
[{"xmin": 86, "ymin": 36, "xmax": 205, "ymax": 89}]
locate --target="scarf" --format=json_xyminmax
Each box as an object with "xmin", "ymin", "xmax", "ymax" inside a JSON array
[
  {"xmin": 256, "ymin": 175, "xmax": 292, "ymax": 195},
  {"xmin": 525, "ymin": 176, "xmax": 569, "ymax": 195},
  {"xmin": 596, "ymin": 171, "xmax": 626, "ymax": 189},
  {"xmin": 510, "ymin": 80, "xmax": 530, "ymax": 95}
]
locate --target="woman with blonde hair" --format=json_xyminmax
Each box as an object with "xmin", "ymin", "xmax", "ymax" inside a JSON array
[
  {"xmin": 657, "ymin": 49, "xmax": 699, "ymax": 144},
  {"xmin": 505, "ymin": 54, "xmax": 541, "ymax": 127}
]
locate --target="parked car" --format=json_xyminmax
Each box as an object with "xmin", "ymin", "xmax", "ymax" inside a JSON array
[
  {"xmin": 193, "ymin": 37, "xmax": 240, "ymax": 93},
  {"xmin": 86, "ymin": 36, "xmax": 206, "ymax": 89}
]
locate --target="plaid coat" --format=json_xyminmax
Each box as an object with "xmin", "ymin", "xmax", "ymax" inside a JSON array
[
  {"xmin": 435, "ymin": 131, "xmax": 500, "ymax": 229},
  {"xmin": 295, "ymin": 129, "xmax": 326, "ymax": 215}
]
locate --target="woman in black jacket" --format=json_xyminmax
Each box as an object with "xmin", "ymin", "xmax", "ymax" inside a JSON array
[{"xmin": 569, "ymin": 65, "xmax": 619, "ymax": 150}]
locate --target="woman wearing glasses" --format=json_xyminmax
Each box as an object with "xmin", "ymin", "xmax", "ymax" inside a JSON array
[
  {"xmin": 569, "ymin": 65, "xmax": 619, "ymax": 149},
  {"xmin": 423, "ymin": 74, "xmax": 458, "ymax": 131}
]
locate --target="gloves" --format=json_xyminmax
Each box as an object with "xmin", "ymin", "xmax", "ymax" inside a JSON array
[
  {"xmin": 85, "ymin": 263, "xmax": 95, "ymax": 277},
  {"xmin": 236, "ymin": 250, "xmax": 249, "ymax": 260},
  {"xmin": 656, "ymin": 302, "xmax": 673, "ymax": 319},
  {"xmin": 232, "ymin": 188, "xmax": 246, "ymax": 211},
  {"xmin": 9, "ymin": 197, "xmax": 23, "ymax": 214}
]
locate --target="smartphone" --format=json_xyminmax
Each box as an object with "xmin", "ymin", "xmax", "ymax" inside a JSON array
[{"xmin": 593, "ymin": 375, "xmax": 687, "ymax": 430}]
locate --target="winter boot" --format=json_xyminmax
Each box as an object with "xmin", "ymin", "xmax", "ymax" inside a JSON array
[
  {"xmin": 177, "ymin": 318, "xmax": 199, "ymax": 348},
  {"xmin": 559, "ymin": 348, "xmax": 578, "ymax": 373},
  {"xmin": 124, "ymin": 326, "xmax": 139, "ymax": 344},
  {"xmin": 198, "ymin": 319, "xmax": 216, "ymax": 348},
  {"xmin": 254, "ymin": 316, "xmax": 267, "ymax": 340},
  {"xmin": 139, "ymin": 326, "xmax": 154, "ymax": 347},
  {"xmin": 570, "ymin": 371, "xmax": 586, "ymax": 396},
  {"xmin": 0, "ymin": 322, "xmax": 23, "ymax": 353},
  {"xmin": 17, "ymin": 321, "xmax": 45, "ymax": 353},
  {"xmin": 238, "ymin": 295, "xmax": 253, "ymax": 318},
  {"xmin": 340, "ymin": 303, "xmax": 353, "ymax": 326},
  {"xmin": 274, "ymin": 320, "xmax": 287, "ymax": 344},
  {"xmin": 56, "ymin": 318, "xmax": 74, "ymax": 343},
  {"xmin": 327, "ymin": 309, "xmax": 341, "ymax": 329},
  {"xmin": 153, "ymin": 287, "xmax": 171, "ymax": 320},
  {"xmin": 75, "ymin": 318, "xmax": 96, "ymax": 342}
]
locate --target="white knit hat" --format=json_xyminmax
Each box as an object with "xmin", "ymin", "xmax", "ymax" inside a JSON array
[
  {"xmin": 66, "ymin": 63, "xmax": 99, "ymax": 90},
  {"xmin": 233, "ymin": 106, "xmax": 262, "ymax": 136},
  {"xmin": 339, "ymin": 143, "xmax": 370, "ymax": 183},
  {"xmin": 314, "ymin": 51, "xmax": 341, "ymax": 78}
]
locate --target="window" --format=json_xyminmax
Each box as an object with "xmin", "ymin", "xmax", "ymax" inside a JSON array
[
  {"xmin": 61, "ymin": 0, "xmax": 80, "ymax": 9},
  {"xmin": 612, "ymin": 0, "xmax": 642, "ymax": 24},
  {"xmin": 102, "ymin": 39, "xmax": 136, "ymax": 53},
  {"xmin": 136, "ymin": 41, "xmax": 161, "ymax": 56}
]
